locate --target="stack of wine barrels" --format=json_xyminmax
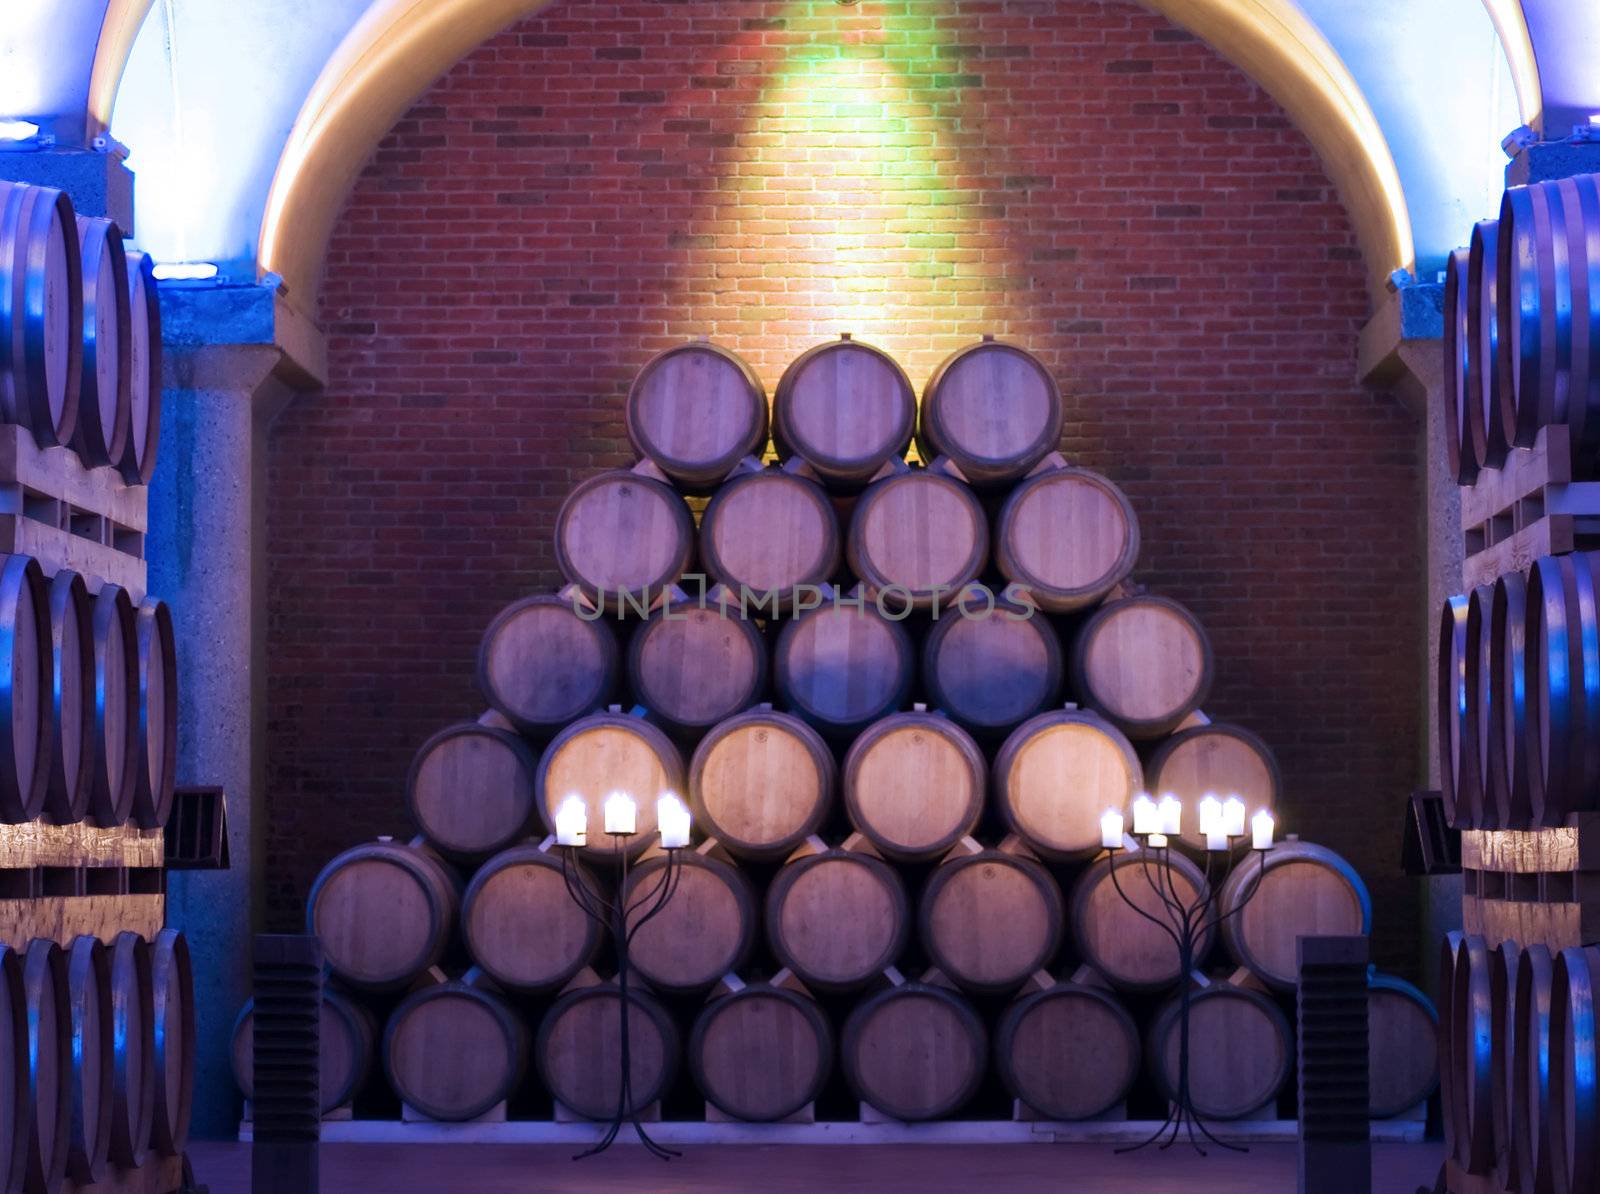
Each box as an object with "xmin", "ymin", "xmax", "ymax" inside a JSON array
[{"xmin": 278, "ymin": 335, "xmax": 1427, "ymax": 1127}]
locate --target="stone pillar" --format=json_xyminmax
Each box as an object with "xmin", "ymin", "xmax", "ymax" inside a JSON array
[{"xmin": 0, "ymin": 148, "xmax": 133, "ymax": 231}]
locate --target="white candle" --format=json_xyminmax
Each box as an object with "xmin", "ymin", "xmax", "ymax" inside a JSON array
[
  {"xmin": 1197, "ymin": 794, "xmax": 1222, "ymax": 837},
  {"xmin": 1146, "ymin": 832, "xmax": 1169, "ymax": 849},
  {"xmin": 1205, "ymin": 830, "xmax": 1228, "ymax": 852},
  {"xmin": 1131, "ymin": 793, "xmax": 1158, "ymax": 836},
  {"xmin": 1252, "ymin": 808, "xmax": 1275, "ymax": 850},
  {"xmin": 604, "ymin": 791, "xmax": 637, "ymax": 836},
  {"xmin": 657, "ymin": 792, "xmax": 691, "ymax": 849},
  {"xmin": 1222, "ymin": 795, "xmax": 1247, "ymax": 838},
  {"xmin": 1158, "ymin": 793, "xmax": 1182, "ymax": 836},
  {"xmin": 555, "ymin": 795, "xmax": 588, "ymax": 847},
  {"xmin": 1100, "ymin": 809, "xmax": 1126, "ymax": 850}
]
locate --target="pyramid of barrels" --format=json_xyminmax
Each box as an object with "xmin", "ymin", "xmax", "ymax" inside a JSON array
[{"xmin": 278, "ymin": 334, "xmax": 1435, "ymax": 1129}]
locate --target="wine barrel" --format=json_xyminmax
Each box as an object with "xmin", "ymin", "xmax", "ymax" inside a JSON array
[
  {"xmin": 1144, "ymin": 722, "xmax": 1282, "ymax": 853},
  {"xmin": 688, "ymin": 978, "xmax": 833, "ymax": 1121},
  {"xmin": 625, "ymin": 341, "xmax": 768, "ymax": 491},
  {"xmin": 991, "ymin": 709, "xmax": 1142, "ymax": 861},
  {"xmin": 1218, "ymin": 838, "xmax": 1372, "ymax": 991},
  {"xmin": 916, "ymin": 337, "xmax": 1063, "ymax": 487},
  {"xmin": 1548, "ymin": 945, "xmax": 1600, "ymax": 1194},
  {"xmin": 130, "ymin": 600, "xmax": 176, "ymax": 830},
  {"xmin": 0, "ymin": 180, "xmax": 81, "ymax": 448},
  {"xmin": 765, "ymin": 844, "xmax": 909, "ymax": 992},
  {"xmin": 149, "ymin": 930, "xmax": 193, "ymax": 1156},
  {"xmin": 1440, "ymin": 931, "xmax": 1464, "ymax": 1163},
  {"xmin": 1439, "ymin": 594, "xmax": 1475, "ymax": 829},
  {"xmin": 688, "ymin": 709, "xmax": 835, "ymax": 861},
  {"xmin": 1465, "ymin": 583, "xmax": 1497, "ymax": 829},
  {"xmin": 842, "ymin": 712, "xmax": 984, "ymax": 861},
  {"xmin": 773, "ymin": 602, "xmax": 913, "ymax": 737},
  {"xmin": 22, "ymin": 939, "xmax": 70, "ymax": 1192},
  {"xmin": 475, "ymin": 594, "xmax": 618, "ymax": 734},
  {"xmin": 772, "ymin": 335, "xmax": 916, "ymax": 489},
  {"xmin": 460, "ymin": 844, "xmax": 601, "ymax": 993},
  {"xmin": 534, "ymin": 711, "xmax": 685, "ymax": 858},
  {"xmin": 405, "ymin": 721, "xmax": 538, "ymax": 861},
  {"xmin": 1525, "ymin": 552, "xmax": 1600, "ymax": 823},
  {"xmin": 1514, "ymin": 942, "xmax": 1555, "ymax": 1194},
  {"xmin": 1490, "ymin": 944, "xmax": 1521, "ymax": 1184},
  {"xmin": 1369, "ymin": 970, "xmax": 1439, "ymax": 1119},
  {"xmin": 86, "ymin": 583, "xmax": 137, "ymax": 828},
  {"xmin": 994, "ymin": 464, "xmax": 1139, "ymax": 613},
  {"xmin": 1444, "ymin": 247, "xmax": 1478, "ymax": 483},
  {"xmin": 65, "ymin": 937, "xmax": 112, "ymax": 1185},
  {"xmin": 383, "ymin": 978, "xmax": 528, "ymax": 1122},
  {"xmin": 1071, "ymin": 846, "xmax": 1215, "ymax": 991},
  {"xmin": 920, "ymin": 846, "xmax": 1063, "ymax": 994},
  {"xmin": 72, "ymin": 217, "xmax": 130, "ymax": 469},
  {"xmin": 536, "ymin": 983, "xmax": 679, "ymax": 1120},
  {"xmin": 845, "ymin": 469, "xmax": 988, "ymax": 610},
  {"xmin": 1490, "ymin": 571, "xmax": 1533, "ymax": 828},
  {"xmin": 623, "ymin": 849, "xmax": 757, "ymax": 992},
  {"xmin": 921, "ymin": 587, "xmax": 1062, "ymax": 735},
  {"xmin": 1452, "ymin": 934, "xmax": 1497, "ymax": 1174},
  {"xmin": 0, "ymin": 946, "xmax": 27, "ymax": 1192},
  {"xmin": 1069, "ymin": 594, "xmax": 1213, "ymax": 738},
  {"xmin": 626, "ymin": 600, "xmax": 767, "ymax": 732},
  {"xmin": 1468, "ymin": 218, "xmax": 1510, "ymax": 470},
  {"xmin": 230, "ymin": 988, "xmax": 376, "ymax": 1113},
  {"xmin": 995, "ymin": 980, "xmax": 1140, "ymax": 1121},
  {"xmin": 0, "ymin": 555, "xmax": 49, "ymax": 824},
  {"xmin": 117, "ymin": 250, "xmax": 159, "ymax": 486},
  {"xmin": 306, "ymin": 838, "xmax": 461, "ymax": 990},
  {"xmin": 106, "ymin": 932, "xmax": 153, "ymax": 1169},
  {"xmin": 44, "ymin": 571, "xmax": 92, "ymax": 824},
  {"xmin": 553, "ymin": 469, "xmax": 694, "ymax": 608},
  {"xmin": 697, "ymin": 466, "xmax": 840, "ymax": 609},
  {"xmin": 1148, "ymin": 982, "xmax": 1292, "ymax": 1120},
  {"xmin": 841, "ymin": 980, "xmax": 986, "ymax": 1121}
]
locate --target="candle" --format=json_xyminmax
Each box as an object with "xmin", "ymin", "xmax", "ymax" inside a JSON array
[
  {"xmin": 1131, "ymin": 793, "xmax": 1158, "ymax": 836},
  {"xmin": 1197, "ymin": 794, "xmax": 1222, "ymax": 837},
  {"xmin": 1222, "ymin": 795, "xmax": 1247, "ymax": 838},
  {"xmin": 555, "ymin": 795, "xmax": 588, "ymax": 847},
  {"xmin": 1252, "ymin": 808, "xmax": 1275, "ymax": 850},
  {"xmin": 1147, "ymin": 832, "xmax": 1169, "ymax": 849},
  {"xmin": 1205, "ymin": 830, "xmax": 1228, "ymax": 852},
  {"xmin": 657, "ymin": 792, "xmax": 691, "ymax": 849},
  {"xmin": 1100, "ymin": 809, "xmax": 1126, "ymax": 850},
  {"xmin": 1158, "ymin": 793, "xmax": 1182, "ymax": 836},
  {"xmin": 603, "ymin": 791, "xmax": 637, "ymax": 836}
]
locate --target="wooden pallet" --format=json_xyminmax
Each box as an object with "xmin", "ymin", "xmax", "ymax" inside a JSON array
[
  {"xmin": 1459, "ymin": 813, "xmax": 1600, "ymax": 950},
  {"xmin": 1460, "ymin": 424, "xmax": 1600, "ymax": 589}
]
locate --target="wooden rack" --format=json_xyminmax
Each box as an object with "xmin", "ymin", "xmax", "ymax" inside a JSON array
[
  {"xmin": 1459, "ymin": 813, "xmax": 1600, "ymax": 951},
  {"xmin": 1460, "ymin": 424, "xmax": 1600, "ymax": 590}
]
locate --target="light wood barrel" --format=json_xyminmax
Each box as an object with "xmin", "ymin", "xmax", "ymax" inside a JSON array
[
  {"xmin": 1514, "ymin": 942, "xmax": 1555, "ymax": 1194},
  {"xmin": 921, "ymin": 588, "xmax": 1062, "ymax": 736},
  {"xmin": 841, "ymin": 981, "xmax": 986, "ymax": 1121},
  {"xmin": 688, "ymin": 981, "xmax": 833, "ymax": 1122},
  {"xmin": 130, "ymin": 600, "xmax": 177, "ymax": 830},
  {"xmin": 0, "ymin": 946, "xmax": 27, "ymax": 1193},
  {"xmin": 774, "ymin": 603, "xmax": 913, "ymax": 737},
  {"xmin": 1145, "ymin": 722, "xmax": 1282, "ymax": 852},
  {"xmin": 553, "ymin": 469, "xmax": 694, "ymax": 607},
  {"xmin": 107, "ymin": 932, "xmax": 153, "ymax": 1169},
  {"xmin": 534, "ymin": 712, "xmax": 685, "ymax": 858},
  {"xmin": 0, "ymin": 556, "xmax": 49, "ymax": 824},
  {"xmin": 405, "ymin": 721, "xmax": 539, "ymax": 861},
  {"xmin": 917, "ymin": 337, "xmax": 1063, "ymax": 486},
  {"xmin": 627, "ymin": 600, "xmax": 767, "ymax": 732},
  {"xmin": 1444, "ymin": 247, "xmax": 1477, "ymax": 483},
  {"xmin": 116, "ymin": 251, "xmax": 159, "ymax": 486},
  {"xmin": 625, "ymin": 341, "xmax": 767, "ymax": 490},
  {"xmin": 307, "ymin": 839, "xmax": 461, "ymax": 990},
  {"xmin": 1465, "ymin": 584, "xmax": 1497, "ymax": 829},
  {"xmin": 44, "ymin": 571, "xmax": 92, "ymax": 824},
  {"xmin": 1069, "ymin": 595, "xmax": 1213, "ymax": 738},
  {"xmin": 0, "ymin": 180, "xmax": 81, "ymax": 449},
  {"xmin": 845, "ymin": 470, "xmax": 988, "ymax": 610},
  {"xmin": 1071, "ymin": 848, "xmax": 1214, "ymax": 991},
  {"xmin": 149, "ymin": 930, "xmax": 193, "ymax": 1156},
  {"xmin": 1467, "ymin": 218, "xmax": 1509, "ymax": 470},
  {"xmin": 842, "ymin": 712, "xmax": 984, "ymax": 861},
  {"xmin": 772, "ymin": 335, "xmax": 916, "ymax": 489},
  {"xmin": 230, "ymin": 988, "xmax": 377, "ymax": 1113},
  {"xmin": 535, "ymin": 984, "xmax": 679, "ymax": 1120},
  {"xmin": 994, "ymin": 465, "xmax": 1139, "ymax": 613},
  {"xmin": 1490, "ymin": 572, "xmax": 1533, "ymax": 828},
  {"xmin": 688, "ymin": 709, "xmax": 835, "ymax": 861},
  {"xmin": 1438, "ymin": 594, "xmax": 1475, "ymax": 829},
  {"xmin": 624, "ymin": 850, "xmax": 757, "ymax": 992},
  {"xmin": 698, "ymin": 466, "xmax": 840, "ymax": 608},
  {"xmin": 1548, "ymin": 945, "xmax": 1600, "ymax": 1194},
  {"xmin": 1453, "ymin": 934, "xmax": 1498, "ymax": 1174},
  {"xmin": 1148, "ymin": 982, "xmax": 1292, "ymax": 1120},
  {"xmin": 991, "ymin": 709, "xmax": 1142, "ymax": 861},
  {"xmin": 22, "ymin": 939, "xmax": 69, "ymax": 1193},
  {"xmin": 1369, "ymin": 970, "xmax": 1439, "ymax": 1119},
  {"xmin": 65, "ymin": 937, "xmax": 112, "ymax": 1185},
  {"xmin": 475, "ymin": 594, "xmax": 618, "ymax": 734},
  {"xmin": 86, "ymin": 583, "xmax": 137, "ymax": 828},
  {"xmin": 996, "ymin": 981, "xmax": 1140, "ymax": 1120},
  {"xmin": 1218, "ymin": 839, "xmax": 1371, "ymax": 990},
  {"xmin": 1489, "ymin": 944, "xmax": 1521, "ymax": 1185},
  {"xmin": 1526, "ymin": 552, "xmax": 1600, "ymax": 823},
  {"xmin": 384, "ymin": 979, "xmax": 528, "ymax": 1122},
  {"xmin": 460, "ymin": 845, "xmax": 601, "ymax": 993},
  {"xmin": 72, "ymin": 216, "xmax": 130, "ymax": 469},
  {"xmin": 765, "ymin": 847, "xmax": 909, "ymax": 992},
  {"xmin": 920, "ymin": 847, "xmax": 1063, "ymax": 994}
]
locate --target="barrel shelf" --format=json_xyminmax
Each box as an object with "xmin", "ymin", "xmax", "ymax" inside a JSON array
[
  {"xmin": 1459, "ymin": 423, "xmax": 1600, "ymax": 590},
  {"xmin": 1460, "ymin": 813, "xmax": 1600, "ymax": 951}
]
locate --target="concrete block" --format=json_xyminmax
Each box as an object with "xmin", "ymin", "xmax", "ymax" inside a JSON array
[
  {"xmin": 1506, "ymin": 140, "xmax": 1600, "ymax": 188},
  {"xmin": 0, "ymin": 148, "xmax": 134, "ymax": 231}
]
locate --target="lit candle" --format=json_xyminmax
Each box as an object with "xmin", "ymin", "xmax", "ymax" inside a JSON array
[
  {"xmin": 657, "ymin": 792, "xmax": 691, "ymax": 849},
  {"xmin": 555, "ymin": 795, "xmax": 588, "ymax": 847},
  {"xmin": 603, "ymin": 791, "xmax": 637, "ymax": 836},
  {"xmin": 1222, "ymin": 795, "xmax": 1247, "ymax": 838},
  {"xmin": 1100, "ymin": 809, "xmax": 1126, "ymax": 850},
  {"xmin": 1252, "ymin": 808, "xmax": 1275, "ymax": 850},
  {"xmin": 1131, "ymin": 793, "xmax": 1158, "ymax": 836},
  {"xmin": 1158, "ymin": 793, "xmax": 1182, "ymax": 836},
  {"xmin": 1205, "ymin": 830, "xmax": 1228, "ymax": 852},
  {"xmin": 1197, "ymin": 794, "xmax": 1222, "ymax": 837},
  {"xmin": 1147, "ymin": 832, "xmax": 1169, "ymax": 849}
]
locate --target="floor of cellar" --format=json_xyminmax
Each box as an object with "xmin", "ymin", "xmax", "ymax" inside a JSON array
[{"xmin": 187, "ymin": 1141, "xmax": 1444, "ymax": 1192}]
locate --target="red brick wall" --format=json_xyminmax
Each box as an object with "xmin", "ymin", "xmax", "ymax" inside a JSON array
[{"xmin": 266, "ymin": 0, "xmax": 1422, "ymax": 967}]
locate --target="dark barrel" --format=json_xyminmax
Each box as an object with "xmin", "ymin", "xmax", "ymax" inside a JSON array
[
  {"xmin": 1525, "ymin": 552, "xmax": 1600, "ymax": 823},
  {"xmin": 1438, "ymin": 594, "xmax": 1475, "ymax": 828},
  {"xmin": 626, "ymin": 599, "xmax": 768, "ymax": 733},
  {"xmin": 475, "ymin": 594, "xmax": 618, "ymax": 734},
  {"xmin": 846, "ymin": 469, "xmax": 989, "ymax": 610},
  {"xmin": 996, "ymin": 980, "xmax": 1140, "ymax": 1121},
  {"xmin": 405, "ymin": 720, "xmax": 539, "ymax": 861},
  {"xmin": 698, "ymin": 465, "xmax": 841, "ymax": 610},
  {"xmin": 536, "ymin": 983, "xmax": 679, "ymax": 1120},
  {"xmin": 553, "ymin": 469, "xmax": 695, "ymax": 607},
  {"xmin": 1489, "ymin": 571, "xmax": 1533, "ymax": 828},
  {"xmin": 1444, "ymin": 246, "xmax": 1477, "ymax": 483},
  {"xmin": 1514, "ymin": 942, "xmax": 1555, "ymax": 1194},
  {"xmin": 623, "ymin": 849, "xmax": 757, "ymax": 992},
  {"xmin": 117, "ymin": 250, "xmax": 161, "ymax": 485},
  {"xmin": 625, "ymin": 340, "xmax": 767, "ymax": 491},
  {"xmin": 1452, "ymin": 934, "xmax": 1497, "ymax": 1174},
  {"xmin": 772, "ymin": 335, "xmax": 916, "ymax": 489},
  {"xmin": 0, "ymin": 554, "xmax": 51, "ymax": 823},
  {"xmin": 0, "ymin": 180, "xmax": 81, "ymax": 448},
  {"xmin": 919, "ymin": 846, "xmax": 1064, "ymax": 994},
  {"xmin": 765, "ymin": 845, "xmax": 909, "ymax": 993},
  {"xmin": 1069, "ymin": 594, "xmax": 1213, "ymax": 738},
  {"xmin": 1548, "ymin": 945, "xmax": 1600, "ymax": 1194},
  {"xmin": 459, "ymin": 844, "xmax": 601, "ymax": 993},
  {"xmin": 383, "ymin": 978, "xmax": 528, "ymax": 1122},
  {"xmin": 87, "ymin": 583, "xmax": 138, "ymax": 828},
  {"xmin": 131, "ymin": 599, "xmax": 177, "ymax": 829},
  {"xmin": 44, "ymin": 570, "xmax": 93, "ymax": 824},
  {"xmin": 107, "ymin": 932, "xmax": 154, "ymax": 1169},
  {"xmin": 231, "ymin": 988, "xmax": 377, "ymax": 1113},
  {"xmin": 840, "ymin": 980, "xmax": 986, "ymax": 1121},
  {"xmin": 72, "ymin": 215, "xmax": 130, "ymax": 469},
  {"xmin": 916, "ymin": 337, "xmax": 1063, "ymax": 486},
  {"xmin": 65, "ymin": 936, "xmax": 112, "ymax": 1185},
  {"xmin": 306, "ymin": 838, "xmax": 461, "ymax": 990},
  {"xmin": 1468, "ymin": 218, "xmax": 1509, "ymax": 469},
  {"xmin": 1465, "ymin": 583, "xmax": 1496, "ymax": 828},
  {"xmin": 688, "ymin": 978, "xmax": 833, "ymax": 1122},
  {"xmin": 773, "ymin": 601, "xmax": 914, "ymax": 738},
  {"xmin": 921, "ymin": 587, "xmax": 1062, "ymax": 736},
  {"xmin": 1148, "ymin": 981, "xmax": 1292, "ymax": 1120}
]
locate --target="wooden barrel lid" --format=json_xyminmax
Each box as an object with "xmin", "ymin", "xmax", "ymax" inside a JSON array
[
  {"xmin": 846, "ymin": 470, "xmax": 988, "ymax": 609},
  {"xmin": 460, "ymin": 845, "xmax": 601, "ymax": 993},
  {"xmin": 306, "ymin": 840, "xmax": 460, "ymax": 990},
  {"xmin": 149, "ymin": 930, "xmax": 193, "ymax": 1157},
  {"xmin": 118, "ymin": 250, "xmax": 160, "ymax": 486},
  {"xmin": 689, "ymin": 981, "xmax": 833, "ymax": 1122},
  {"xmin": 384, "ymin": 981, "xmax": 528, "ymax": 1122},
  {"xmin": 406, "ymin": 722, "xmax": 538, "ymax": 860},
  {"xmin": 1443, "ymin": 247, "xmax": 1477, "ymax": 484},
  {"xmin": 87, "ymin": 584, "xmax": 138, "ymax": 828},
  {"xmin": 996, "ymin": 981, "xmax": 1141, "ymax": 1120},
  {"xmin": 1514, "ymin": 942, "xmax": 1555, "ymax": 1194},
  {"xmin": 22, "ymin": 939, "xmax": 69, "ymax": 1192},
  {"xmin": 766, "ymin": 847, "xmax": 909, "ymax": 991},
  {"xmin": 920, "ymin": 847, "xmax": 1064, "ymax": 994},
  {"xmin": 72, "ymin": 216, "xmax": 131, "ymax": 469},
  {"xmin": 1490, "ymin": 572, "xmax": 1532, "ymax": 827},
  {"xmin": 65, "ymin": 936, "xmax": 112, "ymax": 1184},
  {"xmin": 995, "ymin": 466, "xmax": 1139, "ymax": 613},
  {"xmin": 1145, "ymin": 722, "xmax": 1282, "ymax": 852},
  {"xmin": 106, "ymin": 932, "xmax": 153, "ymax": 1169},
  {"xmin": 698, "ymin": 467, "xmax": 841, "ymax": 606},
  {"xmin": 772, "ymin": 337, "xmax": 916, "ymax": 488},
  {"xmin": 624, "ymin": 850, "xmax": 756, "ymax": 991},
  {"xmin": 688, "ymin": 709, "xmax": 835, "ymax": 860},
  {"xmin": 774, "ymin": 603, "xmax": 913, "ymax": 737},
  {"xmin": 0, "ymin": 556, "xmax": 50, "ymax": 823},
  {"xmin": 625, "ymin": 341, "xmax": 768, "ymax": 490},
  {"xmin": 1149, "ymin": 983, "xmax": 1292, "ymax": 1120},
  {"xmin": 918, "ymin": 338, "xmax": 1063, "ymax": 485},
  {"xmin": 231, "ymin": 989, "xmax": 376, "ymax": 1113},
  {"xmin": 921, "ymin": 590, "xmax": 1062, "ymax": 735},
  {"xmin": 1466, "ymin": 219, "xmax": 1508, "ymax": 466},
  {"xmin": 1370, "ymin": 970, "xmax": 1438, "ymax": 1119},
  {"xmin": 1071, "ymin": 847, "xmax": 1214, "ymax": 991},
  {"xmin": 1438, "ymin": 593, "xmax": 1473, "ymax": 828},
  {"xmin": 991, "ymin": 710, "xmax": 1142, "ymax": 861},
  {"xmin": 1071, "ymin": 595, "xmax": 1213, "ymax": 738},
  {"xmin": 44, "ymin": 571, "xmax": 92, "ymax": 824},
  {"xmin": 627, "ymin": 601, "xmax": 767, "ymax": 732},
  {"xmin": 842, "ymin": 712, "xmax": 984, "ymax": 861},
  {"xmin": 476, "ymin": 594, "xmax": 617, "ymax": 733},
  {"xmin": 841, "ymin": 981, "xmax": 986, "ymax": 1121},
  {"xmin": 534, "ymin": 712, "xmax": 685, "ymax": 858},
  {"xmin": 536, "ymin": 984, "xmax": 678, "ymax": 1120},
  {"xmin": 554, "ymin": 470, "xmax": 694, "ymax": 604},
  {"xmin": 131, "ymin": 600, "xmax": 177, "ymax": 829},
  {"xmin": 1220, "ymin": 840, "xmax": 1372, "ymax": 990},
  {"xmin": 0, "ymin": 181, "xmax": 81, "ymax": 449}
]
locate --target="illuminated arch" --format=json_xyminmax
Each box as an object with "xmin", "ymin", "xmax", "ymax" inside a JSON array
[
  {"xmin": 88, "ymin": 0, "xmax": 156, "ymax": 139},
  {"xmin": 1479, "ymin": 0, "xmax": 1542, "ymax": 132}
]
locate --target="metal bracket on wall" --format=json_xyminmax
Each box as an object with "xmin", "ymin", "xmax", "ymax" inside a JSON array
[
  {"xmin": 1401, "ymin": 791, "xmax": 1460, "ymax": 876},
  {"xmin": 165, "ymin": 786, "xmax": 230, "ymax": 869}
]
